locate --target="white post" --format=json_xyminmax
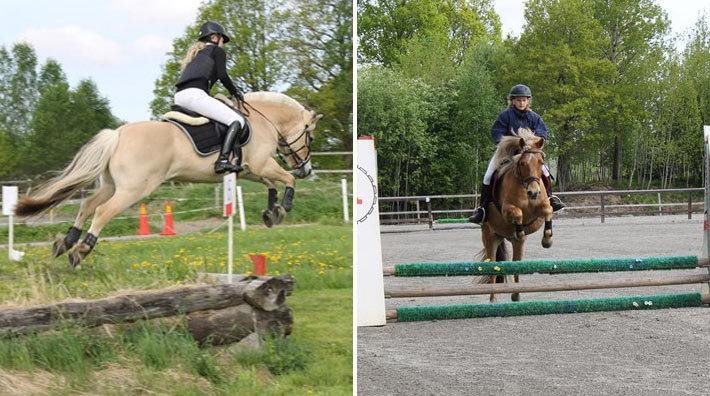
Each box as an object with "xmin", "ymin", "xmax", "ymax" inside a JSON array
[
  {"xmin": 341, "ymin": 178, "xmax": 350, "ymax": 223},
  {"xmin": 236, "ymin": 186, "xmax": 246, "ymax": 231},
  {"xmin": 356, "ymin": 136, "xmax": 386, "ymax": 326},
  {"xmin": 704, "ymin": 126, "xmax": 710, "ymax": 260},
  {"xmin": 2, "ymin": 186, "xmax": 24, "ymax": 261},
  {"xmin": 223, "ymin": 174, "xmax": 237, "ymax": 283}
]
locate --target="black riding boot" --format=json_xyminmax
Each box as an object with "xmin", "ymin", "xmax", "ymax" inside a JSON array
[
  {"xmin": 468, "ymin": 183, "xmax": 492, "ymax": 224},
  {"xmin": 542, "ymin": 174, "xmax": 565, "ymax": 212},
  {"xmin": 214, "ymin": 121, "xmax": 244, "ymax": 174}
]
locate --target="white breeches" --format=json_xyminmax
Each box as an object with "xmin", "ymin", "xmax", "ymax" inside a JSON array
[
  {"xmin": 174, "ymin": 88, "xmax": 244, "ymax": 127},
  {"xmin": 482, "ymin": 156, "xmax": 551, "ymax": 185}
]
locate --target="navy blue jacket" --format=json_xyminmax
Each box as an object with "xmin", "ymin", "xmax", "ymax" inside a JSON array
[{"xmin": 491, "ymin": 107, "xmax": 548, "ymax": 144}]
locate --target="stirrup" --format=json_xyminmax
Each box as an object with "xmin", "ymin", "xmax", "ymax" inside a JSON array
[
  {"xmin": 468, "ymin": 207, "xmax": 486, "ymax": 224},
  {"xmin": 214, "ymin": 159, "xmax": 243, "ymax": 174},
  {"xmin": 549, "ymin": 195, "xmax": 565, "ymax": 212}
]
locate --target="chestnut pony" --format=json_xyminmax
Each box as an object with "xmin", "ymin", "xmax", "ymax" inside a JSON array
[
  {"xmin": 15, "ymin": 92, "xmax": 322, "ymax": 267},
  {"xmin": 476, "ymin": 128, "xmax": 553, "ymax": 302}
]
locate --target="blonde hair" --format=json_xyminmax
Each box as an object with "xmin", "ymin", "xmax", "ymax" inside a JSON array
[
  {"xmin": 180, "ymin": 42, "xmax": 206, "ymax": 71},
  {"xmin": 180, "ymin": 33, "xmax": 220, "ymax": 71}
]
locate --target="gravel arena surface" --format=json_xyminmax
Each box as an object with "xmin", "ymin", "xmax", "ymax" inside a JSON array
[{"xmin": 357, "ymin": 215, "xmax": 710, "ymax": 396}]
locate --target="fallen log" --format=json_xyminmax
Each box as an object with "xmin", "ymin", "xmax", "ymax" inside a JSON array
[
  {"xmin": 187, "ymin": 304, "xmax": 293, "ymax": 346},
  {"xmin": 0, "ymin": 276, "xmax": 291, "ymax": 335}
]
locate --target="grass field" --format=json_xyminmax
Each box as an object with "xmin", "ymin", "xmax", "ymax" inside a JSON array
[{"xmin": 0, "ymin": 178, "xmax": 352, "ymax": 395}]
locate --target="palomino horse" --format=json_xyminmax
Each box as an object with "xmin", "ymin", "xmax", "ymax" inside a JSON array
[
  {"xmin": 15, "ymin": 92, "xmax": 322, "ymax": 267},
  {"xmin": 476, "ymin": 128, "xmax": 553, "ymax": 302}
]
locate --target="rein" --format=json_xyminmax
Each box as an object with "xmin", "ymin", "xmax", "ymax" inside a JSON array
[
  {"xmin": 241, "ymin": 100, "xmax": 312, "ymax": 170},
  {"xmin": 516, "ymin": 148, "xmax": 544, "ymax": 189}
]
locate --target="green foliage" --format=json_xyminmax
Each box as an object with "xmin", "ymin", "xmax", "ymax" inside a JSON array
[
  {"xmin": 358, "ymin": 0, "xmax": 501, "ymax": 66},
  {"xmin": 149, "ymin": 0, "xmax": 352, "ymax": 157},
  {"xmin": 0, "ymin": 43, "xmax": 119, "ymax": 179},
  {"xmin": 359, "ymin": 0, "xmax": 707, "ymax": 195},
  {"xmin": 358, "ymin": 67, "xmax": 434, "ymax": 197}
]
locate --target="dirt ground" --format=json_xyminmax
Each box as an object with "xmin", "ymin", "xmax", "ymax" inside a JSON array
[{"xmin": 357, "ymin": 215, "xmax": 710, "ymax": 395}]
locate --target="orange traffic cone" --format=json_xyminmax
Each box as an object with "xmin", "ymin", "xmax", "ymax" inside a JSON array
[
  {"xmin": 138, "ymin": 203, "xmax": 150, "ymax": 235},
  {"xmin": 160, "ymin": 201, "xmax": 176, "ymax": 236},
  {"xmin": 249, "ymin": 254, "xmax": 267, "ymax": 275}
]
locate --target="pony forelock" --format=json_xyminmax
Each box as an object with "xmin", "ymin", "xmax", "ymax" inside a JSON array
[{"xmin": 494, "ymin": 128, "xmax": 541, "ymax": 175}]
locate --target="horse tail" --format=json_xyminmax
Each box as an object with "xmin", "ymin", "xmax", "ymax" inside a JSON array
[{"xmin": 15, "ymin": 129, "xmax": 119, "ymax": 217}]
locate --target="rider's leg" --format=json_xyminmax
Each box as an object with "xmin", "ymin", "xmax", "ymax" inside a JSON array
[
  {"xmin": 542, "ymin": 165, "xmax": 565, "ymax": 212},
  {"xmin": 469, "ymin": 156, "xmax": 496, "ymax": 224},
  {"xmin": 214, "ymin": 121, "xmax": 245, "ymax": 174},
  {"xmin": 174, "ymin": 88, "xmax": 245, "ymax": 174}
]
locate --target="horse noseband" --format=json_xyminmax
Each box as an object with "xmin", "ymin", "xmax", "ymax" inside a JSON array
[{"xmin": 522, "ymin": 176, "xmax": 541, "ymax": 188}]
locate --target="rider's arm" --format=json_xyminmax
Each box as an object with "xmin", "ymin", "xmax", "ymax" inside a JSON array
[
  {"xmin": 491, "ymin": 111, "xmax": 509, "ymax": 144},
  {"xmin": 213, "ymin": 46, "xmax": 243, "ymax": 99},
  {"xmin": 533, "ymin": 113, "xmax": 549, "ymax": 141}
]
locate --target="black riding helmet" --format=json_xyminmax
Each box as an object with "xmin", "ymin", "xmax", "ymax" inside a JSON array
[
  {"xmin": 509, "ymin": 84, "xmax": 532, "ymax": 98},
  {"xmin": 198, "ymin": 21, "xmax": 230, "ymax": 43}
]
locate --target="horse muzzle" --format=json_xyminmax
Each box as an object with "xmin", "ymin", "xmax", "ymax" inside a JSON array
[{"xmin": 291, "ymin": 162, "xmax": 312, "ymax": 178}]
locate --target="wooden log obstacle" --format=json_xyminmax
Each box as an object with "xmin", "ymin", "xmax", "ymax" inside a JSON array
[
  {"xmin": 382, "ymin": 256, "xmax": 710, "ymax": 322},
  {"xmin": 0, "ymin": 275, "xmax": 294, "ymax": 346}
]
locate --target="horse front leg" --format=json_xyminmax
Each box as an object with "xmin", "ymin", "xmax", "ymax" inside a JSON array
[
  {"xmin": 502, "ymin": 204, "xmax": 525, "ymax": 241},
  {"xmin": 251, "ymin": 158, "xmax": 297, "ymax": 227},
  {"xmin": 259, "ymin": 179, "xmax": 284, "ymax": 228},
  {"xmin": 541, "ymin": 208, "xmax": 553, "ymax": 248}
]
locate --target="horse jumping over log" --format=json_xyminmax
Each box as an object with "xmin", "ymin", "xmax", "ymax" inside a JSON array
[
  {"xmin": 476, "ymin": 128, "xmax": 553, "ymax": 302},
  {"xmin": 15, "ymin": 92, "xmax": 322, "ymax": 268}
]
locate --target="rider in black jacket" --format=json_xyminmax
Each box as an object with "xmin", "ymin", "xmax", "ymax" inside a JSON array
[{"xmin": 175, "ymin": 21, "xmax": 246, "ymax": 174}]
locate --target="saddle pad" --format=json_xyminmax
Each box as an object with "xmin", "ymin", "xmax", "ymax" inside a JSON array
[
  {"xmin": 166, "ymin": 119, "xmax": 224, "ymax": 156},
  {"xmin": 164, "ymin": 118, "xmax": 252, "ymax": 157}
]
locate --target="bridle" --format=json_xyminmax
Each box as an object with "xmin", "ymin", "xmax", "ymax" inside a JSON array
[
  {"xmin": 241, "ymin": 100, "xmax": 314, "ymax": 170},
  {"xmin": 516, "ymin": 148, "xmax": 545, "ymax": 189}
]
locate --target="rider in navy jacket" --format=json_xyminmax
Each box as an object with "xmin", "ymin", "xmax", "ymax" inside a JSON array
[
  {"xmin": 469, "ymin": 84, "xmax": 565, "ymax": 224},
  {"xmin": 491, "ymin": 106, "xmax": 548, "ymax": 144}
]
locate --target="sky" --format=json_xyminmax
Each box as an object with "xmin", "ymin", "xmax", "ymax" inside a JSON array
[
  {"xmin": 0, "ymin": 0, "xmax": 707, "ymax": 122},
  {"xmin": 0, "ymin": 0, "xmax": 204, "ymax": 122}
]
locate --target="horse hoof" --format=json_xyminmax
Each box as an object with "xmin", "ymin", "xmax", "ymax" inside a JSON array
[
  {"xmin": 67, "ymin": 243, "xmax": 91, "ymax": 269},
  {"xmin": 512, "ymin": 293, "xmax": 520, "ymax": 302},
  {"xmin": 261, "ymin": 210, "xmax": 274, "ymax": 228},
  {"xmin": 52, "ymin": 235, "xmax": 68, "ymax": 258},
  {"xmin": 542, "ymin": 239, "xmax": 553, "ymax": 249},
  {"xmin": 273, "ymin": 205, "xmax": 286, "ymax": 225}
]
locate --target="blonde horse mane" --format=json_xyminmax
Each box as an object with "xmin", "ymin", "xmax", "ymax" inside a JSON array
[
  {"xmin": 246, "ymin": 92, "xmax": 305, "ymax": 111},
  {"xmin": 494, "ymin": 128, "xmax": 541, "ymax": 176}
]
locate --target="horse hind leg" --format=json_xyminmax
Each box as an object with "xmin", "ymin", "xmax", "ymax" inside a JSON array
[
  {"xmin": 68, "ymin": 187, "xmax": 147, "ymax": 268},
  {"xmin": 53, "ymin": 181, "xmax": 114, "ymax": 258},
  {"xmin": 511, "ymin": 241, "xmax": 525, "ymax": 302}
]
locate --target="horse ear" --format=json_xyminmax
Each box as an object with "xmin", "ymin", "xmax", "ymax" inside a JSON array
[
  {"xmin": 314, "ymin": 113, "xmax": 323, "ymax": 121},
  {"xmin": 518, "ymin": 137, "xmax": 526, "ymax": 148},
  {"xmin": 535, "ymin": 137, "xmax": 545, "ymax": 149}
]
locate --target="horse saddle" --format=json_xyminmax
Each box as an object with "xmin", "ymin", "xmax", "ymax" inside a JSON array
[{"xmin": 162, "ymin": 102, "xmax": 251, "ymax": 156}]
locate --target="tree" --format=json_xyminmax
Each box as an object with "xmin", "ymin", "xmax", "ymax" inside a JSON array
[
  {"xmin": 358, "ymin": 0, "xmax": 501, "ymax": 66},
  {"xmin": 357, "ymin": 67, "xmax": 434, "ymax": 197},
  {"xmin": 151, "ymin": 0, "xmax": 291, "ymax": 117},
  {"xmin": 592, "ymin": 0, "xmax": 669, "ymax": 181},
  {"xmin": 0, "ymin": 43, "xmax": 39, "ymax": 141},
  {"xmin": 22, "ymin": 79, "xmax": 117, "ymax": 177},
  {"xmin": 282, "ymin": 0, "xmax": 353, "ymax": 163}
]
